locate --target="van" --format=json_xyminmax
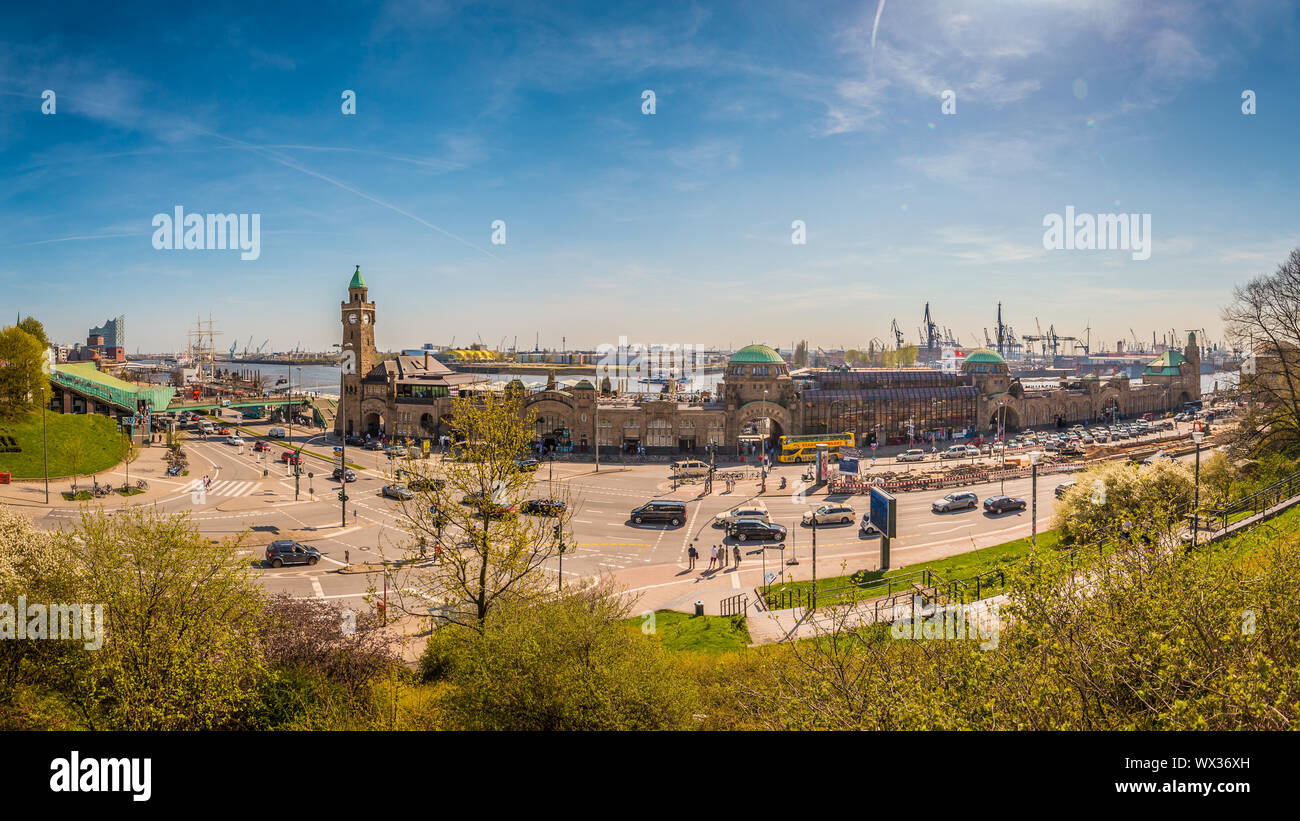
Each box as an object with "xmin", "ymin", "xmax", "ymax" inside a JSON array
[
  {"xmin": 198, "ymin": 422, "xmax": 214, "ymax": 434},
  {"xmin": 671, "ymin": 459, "xmax": 711, "ymax": 478},
  {"xmin": 268, "ymin": 427, "xmax": 287, "ymax": 439},
  {"xmin": 629, "ymin": 500, "xmax": 687, "ymax": 527}
]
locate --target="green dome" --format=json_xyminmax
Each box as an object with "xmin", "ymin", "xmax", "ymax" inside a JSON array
[
  {"xmin": 730, "ymin": 344, "xmax": 784, "ymax": 365},
  {"xmin": 963, "ymin": 348, "xmax": 1006, "ymax": 365},
  {"xmin": 348, "ymin": 264, "xmax": 367, "ymax": 290},
  {"xmin": 572, "ymin": 379, "xmax": 595, "ymax": 391}
]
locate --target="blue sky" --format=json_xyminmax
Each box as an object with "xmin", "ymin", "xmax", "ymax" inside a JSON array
[{"xmin": 1, "ymin": 0, "xmax": 1297, "ymax": 355}]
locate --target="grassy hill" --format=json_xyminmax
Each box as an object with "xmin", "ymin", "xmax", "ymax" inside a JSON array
[{"xmin": 0, "ymin": 411, "xmax": 129, "ymax": 479}]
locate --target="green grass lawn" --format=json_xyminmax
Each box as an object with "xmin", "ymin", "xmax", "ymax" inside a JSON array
[
  {"xmin": 623, "ymin": 610, "xmax": 752, "ymax": 654},
  {"xmin": 765, "ymin": 528, "xmax": 1063, "ymax": 608},
  {"xmin": 0, "ymin": 411, "xmax": 129, "ymax": 479}
]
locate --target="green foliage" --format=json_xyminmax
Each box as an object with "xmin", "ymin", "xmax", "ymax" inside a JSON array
[
  {"xmin": 418, "ymin": 594, "xmax": 698, "ymax": 730},
  {"xmin": 0, "ymin": 327, "xmax": 48, "ymax": 418},
  {"xmin": 66, "ymin": 507, "xmax": 270, "ymax": 729},
  {"xmin": 1053, "ymin": 458, "xmax": 1194, "ymax": 546},
  {"xmin": 629, "ymin": 610, "xmax": 752, "ymax": 654},
  {"xmin": 727, "ymin": 505, "xmax": 1300, "ymax": 730},
  {"xmin": 17, "ymin": 316, "xmax": 49, "ymax": 349}
]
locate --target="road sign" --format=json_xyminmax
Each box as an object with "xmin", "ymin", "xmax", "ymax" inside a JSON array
[
  {"xmin": 764, "ymin": 571, "xmax": 776, "ymax": 585},
  {"xmin": 839, "ymin": 456, "xmax": 859, "ymax": 474}
]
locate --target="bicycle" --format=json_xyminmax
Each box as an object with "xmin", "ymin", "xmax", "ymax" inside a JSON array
[{"xmin": 136, "ymin": 479, "xmax": 148, "ymax": 490}]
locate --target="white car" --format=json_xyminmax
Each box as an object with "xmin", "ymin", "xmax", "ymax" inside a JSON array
[
  {"xmin": 859, "ymin": 512, "xmax": 880, "ymax": 534},
  {"xmin": 896, "ymin": 449, "xmax": 926, "ymax": 462},
  {"xmin": 226, "ymin": 435, "xmax": 245, "ymax": 446}
]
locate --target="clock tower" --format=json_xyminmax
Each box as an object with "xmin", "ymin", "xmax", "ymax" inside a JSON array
[{"xmin": 338, "ymin": 265, "xmax": 376, "ymax": 434}]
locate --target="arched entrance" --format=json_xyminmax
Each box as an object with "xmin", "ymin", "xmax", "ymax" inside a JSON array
[
  {"xmin": 363, "ymin": 411, "xmax": 384, "ymax": 437},
  {"xmin": 735, "ymin": 401, "xmax": 792, "ymax": 460},
  {"xmin": 418, "ymin": 412, "xmax": 436, "ymax": 436},
  {"xmin": 989, "ymin": 405, "xmax": 1020, "ymax": 433},
  {"xmin": 1101, "ymin": 397, "xmax": 1120, "ymax": 424},
  {"xmin": 1176, "ymin": 390, "xmax": 1191, "ymax": 406}
]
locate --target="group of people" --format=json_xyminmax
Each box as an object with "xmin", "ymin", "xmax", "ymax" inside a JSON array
[{"xmin": 686, "ymin": 543, "xmax": 741, "ymax": 572}]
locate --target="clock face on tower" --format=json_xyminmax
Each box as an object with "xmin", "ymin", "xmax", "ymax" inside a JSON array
[
  {"xmin": 348, "ymin": 313, "xmax": 358, "ymax": 324},
  {"xmin": 361, "ymin": 313, "xmax": 370, "ymax": 324}
]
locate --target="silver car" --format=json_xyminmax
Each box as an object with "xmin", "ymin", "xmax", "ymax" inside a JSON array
[{"xmin": 932, "ymin": 492, "xmax": 978, "ymax": 513}]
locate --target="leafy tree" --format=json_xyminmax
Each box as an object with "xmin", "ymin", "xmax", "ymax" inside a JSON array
[
  {"xmin": 0, "ymin": 326, "xmax": 48, "ymax": 418},
  {"xmin": 386, "ymin": 392, "xmax": 572, "ymax": 630},
  {"xmin": 17, "ymin": 317, "xmax": 48, "ymax": 349},
  {"xmin": 417, "ymin": 587, "xmax": 696, "ymax": 730},
  {"xmin": 1052, "ymin": 458, "xmax": 1194, "ymax": 547},
  {"xmin": 65, "ymin": 507, "xmax": 269, "ymax": 729}
]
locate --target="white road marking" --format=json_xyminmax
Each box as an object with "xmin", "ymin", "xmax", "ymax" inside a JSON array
[{"xmin": 311, "ymin": 579, "xmax": 324, "ymax": 598}]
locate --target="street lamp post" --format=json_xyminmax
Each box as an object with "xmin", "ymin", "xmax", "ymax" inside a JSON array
[
  {"xmin": 42, "ymin": 392, "xmax": 49, "ymax": 504},
  {"xmin": 1191, "ymin": 430, "xmax": 1204, "ymax": 548},
  {"xmin": 1030, "ymin": 451, "xmax": 1041, "ymax": 548}
]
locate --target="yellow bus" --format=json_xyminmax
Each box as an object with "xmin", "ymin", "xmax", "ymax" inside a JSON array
[{"xmin": 777, "ymin": 433, "xmax": 854, "ymax": 463}]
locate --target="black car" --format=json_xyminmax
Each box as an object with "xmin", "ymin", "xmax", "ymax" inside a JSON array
[
  {"xmin": 265, "ymin": 540, "xmax": 321, "ymax": 568},
  {"xmin": 983, "ymin": 495, "xmax": 1027, "ymax": 514},
  {"xmin": 407, "ymin": 477, "xmax": 445, "ymax": 492},
  {"xmin": 523, "ymin": 498, "xmax": 566, "ymax": 516},
  {"xmin": 513, "ymin": 458, "xmax": 540, "ymax": 472},
  {"xmin": 629, "ymin": 500, "xmax": 686, "ymax": 526},
  {"xmin": 344, "ymin": 434, "xmax": 364, "ymax": 446},
  {"xmin": 363, "ymin": 440, "xmax": 386, "ymax": 451},
  {"xmin": 332, "ymin": 468, "xmax": 358, "ymax": 483},
  {"xmin": 727, "ymin": 518, "xmax": 787, "ymax": 542}
]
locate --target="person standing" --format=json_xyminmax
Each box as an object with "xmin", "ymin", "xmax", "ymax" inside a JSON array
[
  {"xmin": 708, "ymin": 544, "xmax": 717, "ymax": 570},
  {"xmin": 733, "ymin": 544, "xmax": 741, "ymax": 568},
  {"xmin": 687, "ymin": 545, "xmax": 698, "ymax": 570},
  {"xmin": 718, "ymin": 543, "xmax": 727, "ymax": 569}
]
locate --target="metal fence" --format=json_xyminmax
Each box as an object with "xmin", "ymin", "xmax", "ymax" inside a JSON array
[{"xmin": 719, "ymin": 593, "xmax": 749, "ymax": 618}]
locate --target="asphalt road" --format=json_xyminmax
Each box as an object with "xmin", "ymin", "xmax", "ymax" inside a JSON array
[{"xmin": 20, "ymin": 414, "xmax": 1216, "ymax": 611}]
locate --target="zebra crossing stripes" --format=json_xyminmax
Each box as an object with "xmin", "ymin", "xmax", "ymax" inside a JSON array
[{"xmin": 185, "ymin": 479, "xmax": 258, "ymax": 498}]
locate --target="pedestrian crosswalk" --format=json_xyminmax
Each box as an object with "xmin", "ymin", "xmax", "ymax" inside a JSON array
[{"xmin": 185, "ymin": 479, "xmax": 258, "ymax": 498}]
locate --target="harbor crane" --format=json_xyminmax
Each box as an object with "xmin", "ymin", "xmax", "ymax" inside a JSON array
[{"xmin": 890, "ymin": 318, "xmax": 905, "ymax": 350}]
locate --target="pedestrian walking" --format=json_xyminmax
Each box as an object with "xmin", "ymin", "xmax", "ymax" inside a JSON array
[
  {"xmin": 687, "ymin": 545, "xmax": 698, "ymax": 569},
  {"xmin": 434, "ymin": 541, "xmax": 442, "ymax": 562},
  {"xmin": 344, "ymin": 549, "xmax": 350, "ymax": 565},
  {"xmin": 733, "ymin": 544, "xmax": 741, "ymax": 567}
]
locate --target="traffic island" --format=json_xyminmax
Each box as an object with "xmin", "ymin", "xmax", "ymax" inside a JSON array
[{"xmin": 337, "ymin": 557, "xmax": 432, "ymax": 575}]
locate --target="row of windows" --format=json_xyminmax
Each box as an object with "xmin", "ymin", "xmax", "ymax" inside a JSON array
[{"xmin": 727, "ymin": 365, "xmax": 786, "ymax": 376}]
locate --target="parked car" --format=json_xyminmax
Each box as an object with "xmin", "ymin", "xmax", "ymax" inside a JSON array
[
  {"xmin": 629, "ymin": 500, "xmax": 686, "ymax": 526},
  {"xmin": 382, "ymin": 484, "xmax": 415, "ymax": 501},
  {"xmin": 801, "ymin": 504, "xmax": 856, "ymax": 526},
  {"xmin": 714, "ymin": 502, "xmax": 770, "ymax": 528},
  {"xmin": 670, "ymin": 459, "xmax": 711, "ymax": 477},
  {"xmin": 727, "ymin": 518, "xmax": 787, "ymax": 542},
  {"xmin": 363, "ymin": 440, "xmax": 385, "ymax": 451},
  {"xmin": 332, "ymin": 468, "xmax": 357, "ymax": 483},
  {"xmin": 932, "ymin": 491, "xmax": 979, "ymax": 513},
  {"xmin": 896, "ymin": 449, "xmax": 926, "ymax": 462},
  {"xmin": 387, "ymin": 446, "xmax": 408, "ymax": 459},
  {"xmin": 983, "ymin": 495, "xmax": 1027, "ymax": 514},
  {"xmin": 523, "ymin": 498, "xmax": 566, "ymax": 516},
  {"xmin": 281, "ymin": 451, "xmax": 302, "ymax": 465},
  {"xmin": 265, "ymin": 540, "xmax": 320, "ymax": 568}
]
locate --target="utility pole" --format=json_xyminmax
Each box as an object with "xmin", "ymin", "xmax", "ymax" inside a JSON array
[
  {"xmin": 1030, "ymin": 458, "xmax": 1039, "ymax": 547},
  {"xmin": 1191, "ymin": 430, "xmax": 1204, "ymax": 548},
  {"xmin": 42, "ymin": 394, "xmax": 49, "ymax": 504},
  {"xmin": 593, "ymin": 399, "xmax": 600, "ymax": 472}
]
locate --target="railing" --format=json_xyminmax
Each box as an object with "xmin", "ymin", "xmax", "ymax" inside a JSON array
[
  {"xmin": 1206, "ymin": 469, "xmax": 1300, "ymax": 531},
  {"xmin": 719, "ymin": 593, "xmax": 749, "ymax": 618}
]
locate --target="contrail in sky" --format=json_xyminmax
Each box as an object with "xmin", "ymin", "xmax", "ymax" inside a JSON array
[{"xmin": 870, "ymin": 0, "xmax": 887, "ymax": 73}]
